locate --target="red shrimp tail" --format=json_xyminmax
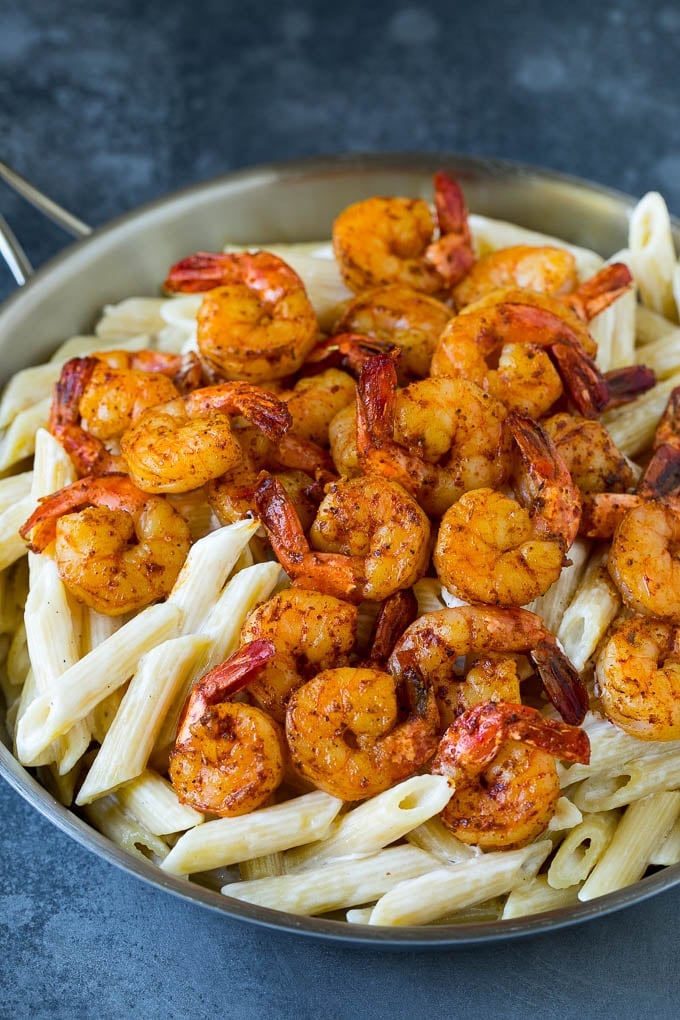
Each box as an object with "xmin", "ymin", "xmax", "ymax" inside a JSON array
[
  {"xmin": 176, "ymin": 639, "xmax": 276, "ymax": 739},
  {"xmin": 638, "ymin": 444, "xmax": 680, "ymax": 499},
  {"xmin": 432, "ymin": 171, "xmax": 471, "ymax": 240},
  {"xmin": 530, "ymin": 640, "xmax": 589, "ymax": 725},
  {"xmin": 603, "ymin": 365, "xmax": 656, "ymax": 410},
  {"xmin": 431, "ymin": 701, "xmax": 590, "ymax": 777},
  {"xmin": 276, "ymin": 433, "xmax": 336, "ymax": 483},
  {"xmin": 301, "ymin": 332, "xmax": 397, "ymax": 377},
  {"xmin": 163, "ymin": 252, "xmax": 236, "ymax": 293},
  {"xmin": 654, "ymin": 385, "xmax": 680, "ymax": 450},
  {"xmin": 548, "ymin": 341, "xmax": 610, "ymax": 418},
  {"xmin": 254, "ymin": 473, "xmax": 311, "ymax": 568},
  {"xmin": 356, "ymin": 354, "xmax": 398, "ymax": 452},
  {"xmin": 368, "ymin": 589, "xmax": 419, "ymax": 666},
  {"xmin": 49, "ymin": 357, "xmax": 99, "ymax": 430},
  {"xmin": 564, "ymin": 262, "xmax": 633, "ymax": 322},
  {"xmin": 51, "ymin": 423, "xmax": 123, "ymax": 479}
]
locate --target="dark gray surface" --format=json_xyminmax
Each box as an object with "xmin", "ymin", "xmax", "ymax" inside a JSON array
[{"xmin": 2, "ymin": 0, "xmax": 680, "ymax": 1016}]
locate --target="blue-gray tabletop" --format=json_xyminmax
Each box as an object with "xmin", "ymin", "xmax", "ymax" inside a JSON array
[{"xmin": 2, "ymin": 1, "xmax": 680, "ymax": 1016}]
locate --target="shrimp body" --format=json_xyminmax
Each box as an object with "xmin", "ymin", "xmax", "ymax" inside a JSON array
[
  {"xmin": 453, "ymin": 245, "xmax": 578, "ymax": 308},
  {"xmin": 357, "ymin": 355, "xmax": 510, "ymax": 517},
  {"xmin": 120, "ymin": 382, "xmax": 291, "ymax": 493},
  {"xmin": 285, "ymin": 665, "xmax": 439, "ymax": 801},
  {"xmin": 164, "ymin": 250, "xmax": 319, "ymax": 381},
  {"xmin": 20, "ymin": 475, "xmax": 191, "ymax": 615},
  {"xmin": 169, "ymin": 640, "xmax": 287, "ymax": 816},
  {"xmin": 240, "ymin": 589, "xmax": 358, "ymax": 722},
  {"xmin": 255, "ymin": 474, "xmax": 431, "ymax": 603},
  {"xmin": 332, "ymin": 172, "xmax": 474, "ymax": 294},
  {"xmin": 596, "ymin": 615, "xmax": 680, "ymax": 740},
  {"xmin": 388, "ymin": 604, "xmax": 588, "ymax": 724},
  {"xmin": 334, "ymin": 284, "xmax": 453, "ymax": 380},
  {"xmin": 431, "ymin": 290, "xmax": 609, "ymax": 418},
  {"xmin": 433, "ymin": 411, "xmax": 581, "ymax": 607},
  {"xmin": 543, "ymin": 413, "xmax": 635, "ymax": 495},
  {"xmin": 282, "ymin": 368, "xmax": 356, "ymax": 447},
  {"xmin": 430, "ymin": 702, "xmax": 589, "ymax": 849},
  {"xmin": 608, "ymin": 501, "xmax": 680, "ymax": 622}
]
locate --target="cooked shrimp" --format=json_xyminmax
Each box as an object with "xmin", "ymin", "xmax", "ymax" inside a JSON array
[
  {"xmin": 333, "ymin": 284, "xmax": 453, "ymax": 380},
  {"xmin": 164, "ymin": 250, "xmax": 319, "ymax": 381},
  {"xmin": 433, "ymin": 410, "xmax": 582, "ymax": 609},
  {"xmin": 607, "ymin": 500, "xmax": 680, "ymax": 622},
  {"xmin": 120, "ymin": 382, "xmax": 291, "ymax": 493},
  {"xmin": 595, "ymin": 615, "xmax": 680, "ymax": 740},
  {"xmin": 285, "ymin": 663, "xmax": 440, "ymax": 800},
  {"xmin": 430, "ymin": 288, "xmax": 610, "ymax": 418},
  {"xmin": 430, "ymin": 701, "xmax": 590, "ymax": 849},
  {"xmin": 239, "ymin": 589, "xmax": 358, "ymax": 722},
  {"xmin": 542, "ymin": 412, "xmax": 635, "ymax": 494},
  {"xmin": 388, "ymin": 604, "xmax": 588, "ymax": 724},
  {"xmin": 328, "ymin": 402, "xmax": 361, "ymax": 478},
  {"xmin": 435, "ymin": 654, "xmax": 522, "ymax": 732},
  {"xmin": 356, "ymin": 354, "xmax": 511, "ymax": 516},
  {"xmin": 254, "ymin": 473, "xmax": 431, "ymax": 603},
  {"xmin": 453, "ymin": 245, "xmax": 578, "ymax": 308},
  {"xmin": 282, "ymin": 368, "xmax": 356, "ymax": 447},
  {"xmin": 332, "ymin": 171, "xmax": 474, "ymax": 294},
  {"xmin": 169, "ymin": 639, "xmax": 287, "ymax": 816},
  {"xmin": 20, "ymin": 474, "xmax": 191, "ymax": 615}
]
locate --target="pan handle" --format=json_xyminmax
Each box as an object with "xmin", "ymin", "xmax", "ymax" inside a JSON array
[{"xmin": 0, "ymin": 159, "xmax": 92, "ymax": 286}]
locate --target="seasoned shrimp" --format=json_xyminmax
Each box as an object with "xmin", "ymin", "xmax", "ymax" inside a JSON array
[
  {"xmin": 332, "ymin": 171, "xmax": 474, "ymax": 294},
  {"xmin": 282, "ymin": 368, "xmax": 356, "ymax": 447},
  {"xmin": 20, "ymin": 474, "xmax": 191, "ymax": 615},
  {"xmin": 608, "ymin": 500, "xmax": 680, "ymax": 622},
  {"xmin": 430, "ymin": 701, "xmax": 590, "ymax": 849},
  {"xmin": 453, "ymin": 244, "xmax": 578, "ymax": 308},
  {"xmin": 120, "ymin": 382, "xmax": 291, "ymax": 493},
  {"xmin": 433, "ymin": 411, "xmax": 581, "ymax": 609},
  {"xmin": 239, "ymin": 589, "xmax": 358, "ymax": 722},
  {"xmin": 169, "ymin": 639, "xmax": 287, "ymax": 816},
  {"xmin": 254, "ymin": 474, "xmax": 431, "ymax": 603},
  {"xmin": 164, "ymin": 250, "xmax": 319, "ymax": 381},
  {"xmin": 356, "ymin": 354, "xmax": 511, "ymax": 516},
  {"xmin": 333, "ymin": 284, "xmax": 453, "ymax": 380},
  {"xmin": 388, "ymin": 604, "xmax": 588, "ymax": 724},
  {"xmin": 328, "ymin": 403, "xmax": 361, "ymax": 478},
  {"xmin": 542, "ymin": 412, "xmax": 635, "ymax": 494},
  {"xmin": 430, "ymin": 286, "xmax": 612, "ymax": 419},
  {"xmin": 596, "ymin": 615, "xmax": 680, "ymax": 740},
  {"xmin": 285, "ymin": 664, "xmax": 440, "ymax": 800}
]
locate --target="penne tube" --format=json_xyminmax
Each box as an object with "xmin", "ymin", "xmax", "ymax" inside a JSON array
[
  {"xmin": 404, "ymin": 815, "xmax": 479, "ymax": 864},
  {"xmin": 167, "ymin": 519, "xmax": 259, "ymax": 634},
  {"xmin": 571, "ymin": 749, "xmax": 680, "ymax": 813},
  {"xmin": 412, "ymin": 577, "xmax": 448, "ymax": 616},
  {"xmin": 547, "ymin": 810, "xmax": 619, "ymax": 888},
  {"xmin": 0, "ymin": 471, "xmax": 33, "ymax": 512},
  {"xmin": 222, "ymin": 845, "xmax": 441, "ymax": 917},
  {"xmin": 629, "ymin": 192, "xmax": 678, "ymax": 320},
  {"xmin": 239, "ymin": 853, "xmax": 287, "ymax": 881},
  {"xmin": 588, "ymin": 251, "xmax": 636, "ymax": 372},
  {"xmin": 526, "ymin": 538, "xmax": 590, "ymax": 635},
  {"xmin": 15, "ymin": 601, "xmax": 182, "ymax": 766},
  {"xmin": 76, "ymin": 633, "xmax": 210, "ymax": 804},
  {"xmin": 161, "ymin": 791, "xmax": 343, "ymax": 876},
  {"xmin": 154, "ymin": 561, "xmax": 281, "ymax": 753},
  {"xmin": 579, "ymin": 791, "xmax": 680, "ymax": 901},
  {"xmin": 285, "ymin": 775, "xmax": 452, "ymax": 872},
  {"xmin": 115, "ymin": 769, "xmax": 204, "ymax": 835},
  {"xmin": 634, "ymin": 328, "xmax": 680, "ymax": 380},
  {"xmin": 0, "ymin": 397, "xmax": 51, "ymax": 471},
  {"xmin": 548, "ymin": 796, "xmax": 583, "ymax": 832},
  {"xmin": 556, "ymin": 548, "xmax": 620, "ymax": 673},
  {"xmin": 635, "ymin": 303, "xmax": 679, "ymax": 345},
  {"xmin": 502, "ymin": 875, "xmax": 581, "ymax": 920},
  {"xmin": 6, "ymin": 622, "xmax": 29, "ymax": 688},
  {"xmin": 83, "ymin": 793, "xmax": 171, "ymax": 864},
  {"xmin": 603, "ymin": 372, "xmax": 680, "ymax": 457},
  {"xmin": 649, "ymin": 816, "xmax": 680, "ymax": 866},
  {"xmin": 365, "ymin": 840, "xmax": 552, "ymax": 926},
  {"xmin": 0, "ymin": 494, "xmax": 34, "ymax": 572},
  {"xmin": 94, "ymin": 297, "xmax": 166, "ymax": 341}
]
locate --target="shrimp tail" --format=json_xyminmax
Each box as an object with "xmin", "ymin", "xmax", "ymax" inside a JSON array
[
  {"xmin": 163, "ymin": 252, "xmax": 235, "ymax": 293},
  {"xmin": 563, "ymin": 262, "xmax": 633, "ymax": 321},
  {"xmin": 529, "ymin": 639, "xmax": 589, "ymax": 725},
  {"xmin": 49, "ymin": 357, "xmax": 99, "ymax": 430},
  {"xmin": 301, "ymin": 332, "xmax": 397, "ymax": 376},
  {"xmin": 424, "ymin": 172, "xmax": 475, "ymax": 286},
  {"xmin": 368, "ymin": 589, "xmax": 419, "ymax": 665},
  {"xmin": 579, "ymin": 492, "xmax": 645, "ymax": 539},
  {"xmin": 638, "ymin": 445, "xmax": 680, "ymax": 499},
  {"xmin": 176, "ymin": 639, "xmax": 276, "ymax": 739},
  {"xmin": 186, "ymin": 382, "xmax": 292, "ymax": 440},
  {"xmin": 548, "ymin": 341, "xmax": 610, "ymax": 418},
  {"xmin": 603, "ymin": 364, "xmax": 656, "ymax": 410},
  {"xmin": 356, "ymin": 355, "xmax": 424, "ymax": 493},
  {"xmin": 431, "ymin": 701, "xmax": 590, "ymax": 776}
]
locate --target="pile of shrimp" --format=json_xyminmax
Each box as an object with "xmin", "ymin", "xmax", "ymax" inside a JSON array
[{"xmin": 15, "ymin": 171, "xmax": 680, "ymax": 918}]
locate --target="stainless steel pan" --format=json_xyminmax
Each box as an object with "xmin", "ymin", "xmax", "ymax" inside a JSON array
[{"xmin": 1, "ymin": 152, "xmax": 679, "ymax": 946}]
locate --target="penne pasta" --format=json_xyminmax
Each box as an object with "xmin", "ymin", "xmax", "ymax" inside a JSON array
[
  {"xmin": 502, "ymin": 875, "xmax": 581, "ymax": 920},
  {"xmin": 556, "ymin": 547, "xmax": 621, "ymax": 673},
  {"xmin": 83, "ymin": 793, "xmax": 171, "ymax": 864},
  {"xmin": 114, "ymin": 769, "xmax": 204, "ymax": 835},
  {"xmin": 547, "ymin": 810, "xmax": 619, "ymax": 889},
  {"xmin": 628, "ymin": 191, "xmax": 678, "ymax": 320}
]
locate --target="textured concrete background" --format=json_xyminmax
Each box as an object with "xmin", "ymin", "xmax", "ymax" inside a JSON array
[{"xmin": 2, "ymin": 0, "xmax": 680, "ymax": 1016}]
